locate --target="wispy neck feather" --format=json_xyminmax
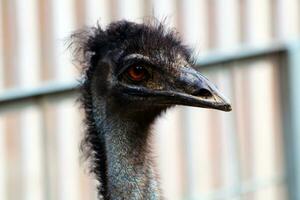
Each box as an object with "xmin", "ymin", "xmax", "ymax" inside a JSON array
[{"xmin": 92, "ymin": 99, "xmax": 162, "ymax": 200}]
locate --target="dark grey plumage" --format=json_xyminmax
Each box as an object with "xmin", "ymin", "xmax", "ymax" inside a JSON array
[{"xmin": 70, "ymin": 20, "xmax": 231, "ymax": 200}]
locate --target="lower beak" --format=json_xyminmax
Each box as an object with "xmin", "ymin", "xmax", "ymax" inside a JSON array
[
  {"xmin": 143, "ymin": 87, "xmax": 231, "ymax": 112},
  {"xmin": 160, "ymin": 89, "xmax": 232, "ymax": 112}
]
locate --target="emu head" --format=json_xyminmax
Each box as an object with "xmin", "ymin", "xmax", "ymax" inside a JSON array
[{"xmin": 71, "ymin": 20, "xmax": 231, "ymax": 122}]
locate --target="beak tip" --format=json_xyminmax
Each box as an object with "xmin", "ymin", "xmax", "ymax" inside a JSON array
[{"xmin": 223, "ymin": 104, "xmax": 232, "ymax": 112}]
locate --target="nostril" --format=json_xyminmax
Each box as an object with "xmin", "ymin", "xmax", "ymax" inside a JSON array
[{"xmin": 193, "ymin": 88, "xmax": 213, "ymax": 97}]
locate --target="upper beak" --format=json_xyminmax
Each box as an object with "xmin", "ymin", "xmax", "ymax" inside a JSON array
[{"xmin": 171, "ymin": 66, "xmax": 232, "ymax": 111}]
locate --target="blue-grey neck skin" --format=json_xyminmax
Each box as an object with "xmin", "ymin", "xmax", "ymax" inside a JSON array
[{"xmin": 92, "ymin": 97, "xmax": 162, "ymax": 200}]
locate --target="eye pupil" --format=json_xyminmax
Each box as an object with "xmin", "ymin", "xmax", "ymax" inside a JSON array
[
  {"xmin": 127, "ymin": 65, "xmax": 146, "ymax": 81},
  {"xmin": 134, "ymin": 66, "xmax": 143, "ymax": 73}
]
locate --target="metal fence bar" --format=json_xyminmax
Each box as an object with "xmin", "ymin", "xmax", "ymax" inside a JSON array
[
  {"xmin": 0, "ymin": 81, "xmax": 77, "ymax": 113},
  {"xmin": 197, "ymin": 43, "xmax": 287, "ymax": 67},
  {"xmin": 0, "ymin": 82, "xmax": 77, "ymax": 102},
  {"xmin": 281, "ymin": 42, "xmax": 300, "ymax": 200}
]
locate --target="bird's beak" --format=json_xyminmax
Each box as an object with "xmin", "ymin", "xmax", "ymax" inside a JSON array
[{"xmin": 164, "ymin": 67, "xmax": 232, "ymax": 112}]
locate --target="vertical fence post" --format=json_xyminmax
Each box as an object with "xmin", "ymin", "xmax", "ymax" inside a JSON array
[{"xmin": 281, "ymin": 42, "xmax": 300, "ymax": 200}]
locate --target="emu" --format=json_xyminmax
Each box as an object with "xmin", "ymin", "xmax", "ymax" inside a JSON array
[{"xmin": 70, "ymin": 20, "xmax": 231, "ymax": 200}]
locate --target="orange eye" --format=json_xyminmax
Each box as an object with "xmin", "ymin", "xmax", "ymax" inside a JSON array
[{"xmin": 127, "ymin": 65, "xmax": 147, "ymax": 81}]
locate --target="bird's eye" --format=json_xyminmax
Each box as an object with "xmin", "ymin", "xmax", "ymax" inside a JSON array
[{"xmin": 126, "ymin": 65, "xmax": 147, "ymax": 82}]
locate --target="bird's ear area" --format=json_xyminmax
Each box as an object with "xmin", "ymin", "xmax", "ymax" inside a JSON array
[{"xmin": 90, "ymin": 57, "xmax": 117, "ymax": 96}]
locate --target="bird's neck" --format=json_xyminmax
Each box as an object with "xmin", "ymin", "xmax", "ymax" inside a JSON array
[{"xmin": 93, "ymin": 101, "xmax": 162, "ymax": 199}]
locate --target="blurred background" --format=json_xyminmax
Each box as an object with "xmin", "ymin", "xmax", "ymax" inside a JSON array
[{"xmin": 0, "ymin": 0, "xmax": 300, "ymax": 200}]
